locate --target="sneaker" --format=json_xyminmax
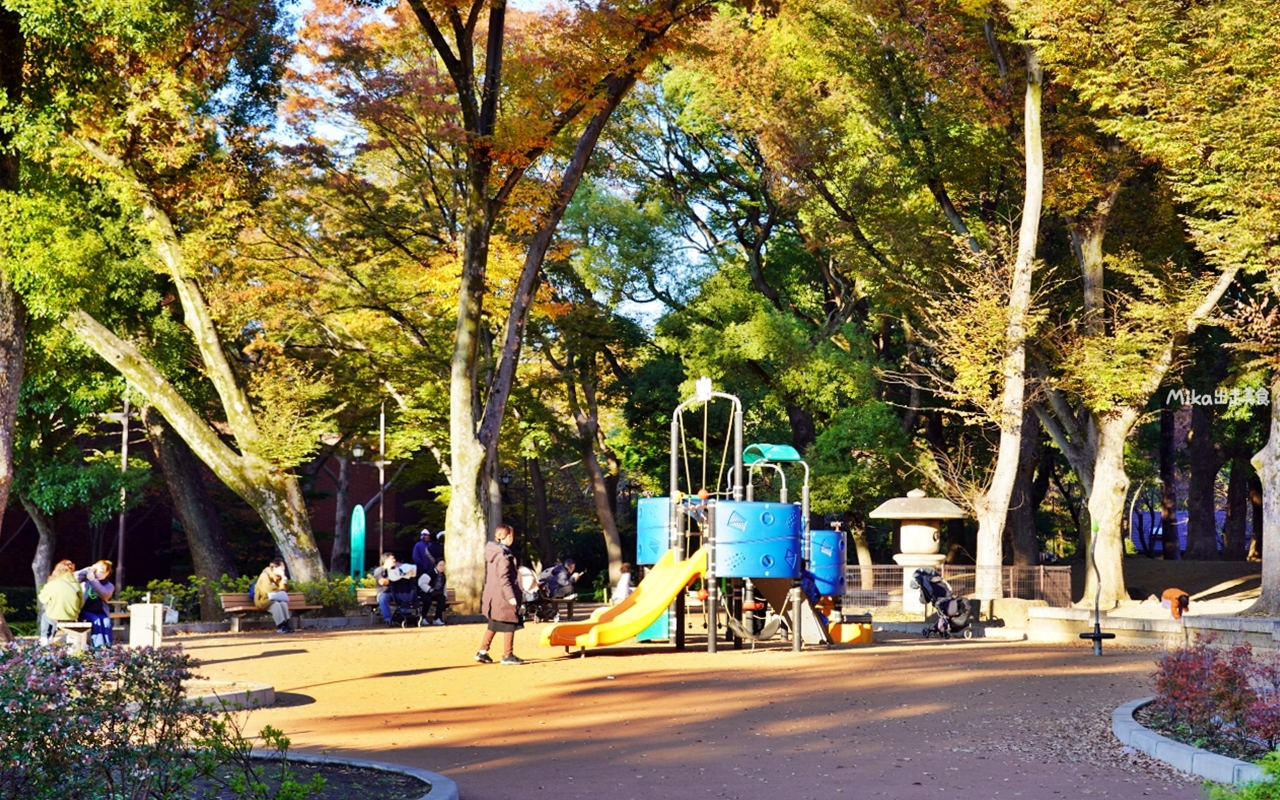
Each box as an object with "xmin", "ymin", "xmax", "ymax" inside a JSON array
[
  {"xmin": 474, "ymin": 651, "xmax": 493, "ymax": 664},
  {"xmin": 500, "ymin": 654, "xmax": 525, "ymax": 666},
  {"xmin": 276, "ymin": 625, "xmax": 294, "ymax": 634},
  {"xmin": 432, "ymin": 618, "xmax": 445, "ymax": 626},
  {"xmin": 563, "ymin": 593, "xmax": 578, "ymax": 601}
]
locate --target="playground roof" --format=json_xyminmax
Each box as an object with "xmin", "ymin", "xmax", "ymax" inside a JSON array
[{"xmin": 742, "ymin": 443, "xmax": 803, "ymax": 464}]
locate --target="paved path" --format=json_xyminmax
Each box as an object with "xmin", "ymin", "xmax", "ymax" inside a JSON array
[{"xmin": 182, "ymin": 623, "xmax": 1204, "ymax": 799}]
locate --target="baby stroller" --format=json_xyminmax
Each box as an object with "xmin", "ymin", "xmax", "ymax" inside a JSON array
[
  {"xmin": 387, "ymin": 565, "xmax": 423, "ymax": 627},
  {"xmin": 517, "ymin": 566, "xmax": 561, "ymax": 623},
  {"xmin": 910, "ymin": 568, "xmax": 973, "ymax": 639}
]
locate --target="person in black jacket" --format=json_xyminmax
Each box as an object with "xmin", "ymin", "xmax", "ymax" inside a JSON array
[{"xmin": 419, "ymin": 560, "xmax": 448, "ymax": 626}]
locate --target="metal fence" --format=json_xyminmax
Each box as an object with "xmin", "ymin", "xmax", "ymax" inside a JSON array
[{"xmin": 842, "ymin": 564, "xmax": 1072, "ymax": 610}]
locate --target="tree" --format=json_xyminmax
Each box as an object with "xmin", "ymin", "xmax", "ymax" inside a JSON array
[
  {"xmin": 6, "ymin": 0, "xmax": 329, "ymax": 581},
  {"xmin": 1018, "ymin": 0, "xmax": 1280, "ymax": 608},
  {"xmin": 695, "ymin": 2, "xmax": 1045, "ymax": 601},
  {"xmin": 0, "ymin": 4, "xmax": 25, "ymax": 640},
  {"xmin": 286, "ymin": 0, "xmax": 721, "ymax": 609}
]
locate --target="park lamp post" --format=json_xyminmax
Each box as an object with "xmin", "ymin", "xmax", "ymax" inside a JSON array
[
  {"xmin": 102, "ymin": 396, "xmax": 133, "ymax": 588},
  {"xmin": 351, "ymin": 404, "xmax": 391, "ymax": 555}
]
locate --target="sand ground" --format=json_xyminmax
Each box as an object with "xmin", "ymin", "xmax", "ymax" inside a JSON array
[
  {"xmin": 183, "ymin": 619, "xmax": 1206, "ymax": 800},
  {"xmin": 177, "ymin": 559, "xmax": 1271, "ymax": 799}
]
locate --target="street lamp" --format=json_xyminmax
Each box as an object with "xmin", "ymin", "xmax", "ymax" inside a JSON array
[{"xmin": 350, "ymin": 402, "xmax": 391, "ymax": 555}]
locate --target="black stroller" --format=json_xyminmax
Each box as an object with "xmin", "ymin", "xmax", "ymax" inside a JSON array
[
  {"xmin": 910, "ymin": 568, "xmax": 973, "ymax": 639},
  {"xmin": 387, "ymin": 565, "xmax": 424, "ymax": 627},
  {"xmin": 518, "ymin": 566, "xmax": 562, "ymax": 622}
]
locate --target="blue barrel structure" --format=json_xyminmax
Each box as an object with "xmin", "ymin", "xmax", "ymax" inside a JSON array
[
  {"xmin": 637, "ymin": 497, "xmax": 672, "ymax": 565},
  {"xmin": 714, "ymin": 501, "xmax": 802, "ymax": 579},
  {"xmin": 807, "ymin": 529, "xmax": 847, "ymax": 596}
]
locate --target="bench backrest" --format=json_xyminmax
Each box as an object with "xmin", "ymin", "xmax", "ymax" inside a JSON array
[{"xmin": 219, "ymin": 592, "xmax": 309, "ymax": 608}]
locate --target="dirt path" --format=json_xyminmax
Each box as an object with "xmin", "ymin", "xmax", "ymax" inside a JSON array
[{"xmin": 182, "ymin": 622, "xmax": 1203, "ymax": 800}]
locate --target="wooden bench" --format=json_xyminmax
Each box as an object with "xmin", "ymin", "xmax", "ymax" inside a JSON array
[
  {"xmin": 356, "ymin": 587, "xmax": 462, "ymax": 623},
  {"xmin": 55, "ymin": 621, "xmax": 93, "ymax": 651},
  {"xmin": 219, "ymin": 592, "xmax": 321, "ymax": 633}
]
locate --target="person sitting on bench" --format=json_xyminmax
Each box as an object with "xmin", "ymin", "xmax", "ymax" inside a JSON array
[
  {"xmin": 255, "ymin": 558, "xmax": 294, "ymax": 634},
  {"xmin": 38, "ymin": 560, "xmax": 83, "ymax": 645},
  {"xmin": 419, "ymin": 560, "xmax": 448, "ymax": 626},
  {"xmin": 539, "ymin": 558, "xmax": 582, "ymax": 600}
]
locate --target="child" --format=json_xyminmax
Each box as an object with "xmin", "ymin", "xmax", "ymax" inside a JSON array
[
  {"xmin": 611, "ymin": 562, "xmax": 633, "ymax": 605},
  {"xmin": 420, "ymin": 560, "xmax": 448, "ymax": 626},
  {"xmin": 1162, "ymin": 587, "xmax": 1190, "ymax": 620}
]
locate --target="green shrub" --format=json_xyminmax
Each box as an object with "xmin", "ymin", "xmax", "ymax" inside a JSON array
[
  {"xmin": 118, "ymin": 578, "xmax": 203, "ymax": 620},
  {"xmin": 1209, "ymin": 751, "xmax": 1280, "ymax": 799},
  {"xmin": 0, "ymin": 587, "xmax": 38, "ymax": 621},
  {"xmin": 0, "ymin": 642, "xmax": 322, "ymax": 800},
  {"xmin": 293, "ymin": 574, "xmax": 359, "ymax": 616}
]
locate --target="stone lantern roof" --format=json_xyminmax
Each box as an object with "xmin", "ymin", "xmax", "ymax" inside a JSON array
[{"xmin": 868, "ymin": 489, "xmax": 966, "ymax": 520}]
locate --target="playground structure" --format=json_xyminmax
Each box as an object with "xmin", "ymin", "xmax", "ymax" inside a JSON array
[{"xmin": 542, "ymin": 377, "xmax": 855, "ymax": 653}]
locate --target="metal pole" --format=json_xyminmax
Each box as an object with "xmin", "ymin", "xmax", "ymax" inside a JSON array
[
  {"xmin": 707, "ymin": 503, "xmax": 716, "ymax": 655},
  {"xmin": 117, "ymin": 396, "xmax": 130, "ymax": 588},
  {"xmin": 378, "ymin": 401, "xmax": 386, "ymax": 555},
  {"xmin": 732, "ymin": 404, "xmax": 743, "ymax": 501}
]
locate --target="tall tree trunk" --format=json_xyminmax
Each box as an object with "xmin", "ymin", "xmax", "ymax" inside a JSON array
[
  {"xmin": 23, "ymin": 496, "xmax": 56, "ymax": 591},
  {"xmin": 1184, "ymin": 403, "xmax": 1221, "ymax": 560},
  {"xmin": 1005, "ymin": 404, "xmax": 1041, "ymax": 566},
  {"xmin": 1160, "ymin": 397, "xmax": 1181, "ymax": 559},
  {"xmin": 1081, "ymin": 412, "xmax": 1135, "ymax": 608},
  {"xmin": 787, "ymin": 404, "xmax": 816, "ymax": 454},
  {"xmin": 143, "ymin": 406, "xmax": 239, "ymax": 621},
  {"xmin": 330, "ymin": 455, "xmax": 352, "ymax": 575},
  {"xmin": 65, "ymin": 310, "xmax": 326, "ymax": 582},
  {"xmin": 1222, "ymin": 457, "xmax": 1250, "ymax": 561},
  {"xmin": 851, "ymin": 523, "xmax": 875, "ymax": 590},
  {"xmin": 1249, "ymin": 472, "xmax": 1263, "ymax": 561},
  {"xmin": 529, "ymin": 458, "xmax": 554, "ymax": 568},
  {"xmin": 973, "ymin": 48, "xmax": 1043, "ymax": 601},
  {"xmin": 0, "ymin": 7, "xmax": 24, "ymax": 645},
  {"xmin": 1248, "ymin": 376, "xmax": 1280, "ymax": 614},
  {"xmin": 0, "ymin": 279, "xmax": 22, "ymax": 538}
]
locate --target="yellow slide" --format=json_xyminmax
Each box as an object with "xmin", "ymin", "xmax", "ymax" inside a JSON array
[{"xmin": 541, "ymin": 547, "xmax": 707, "ymax": 649}]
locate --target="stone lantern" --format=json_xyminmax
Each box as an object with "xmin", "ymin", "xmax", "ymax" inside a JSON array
[{"xmin": 869, "ymin": 489, "xmax": 967, "ymax": 614}]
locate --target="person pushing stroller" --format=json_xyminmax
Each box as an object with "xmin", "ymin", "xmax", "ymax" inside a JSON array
[{"xmin": 539, "ymin": 558, "xmax": 582, "ymax": 600}]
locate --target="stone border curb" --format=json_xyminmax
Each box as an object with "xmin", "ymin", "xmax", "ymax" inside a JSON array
[
  {"xmin": 873, "ymin": 621, "xmax": 1027, "ymax": 640},
  {"xmin": 1113, "ymin": 697, "xmax": 1266, "ymax": 786},
  {"xmin": 187, "ymin": 680, "xmax": 276, "ymax": 709},
  {"xmin": 251, "ymin": 749, "xmax": 459, "ymax": 800}
]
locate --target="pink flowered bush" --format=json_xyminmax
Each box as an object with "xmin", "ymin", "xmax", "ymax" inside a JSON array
[
  {"xmin": 1153, "ymin": 637, "xmax": 1280, "ymax": 748},
  {"xmin": 0, "ymin": 642, "xmax": 322, "ymax": 800}
]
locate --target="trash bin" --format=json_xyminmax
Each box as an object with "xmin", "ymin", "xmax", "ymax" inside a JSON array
[{"xmin": 128, "ymin": 603, "xmax": 165, "ymax": 648}]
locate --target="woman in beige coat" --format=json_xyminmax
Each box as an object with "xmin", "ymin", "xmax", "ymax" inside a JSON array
[{"xmin": 475, "ymin": 524, "xmax": 524, "ymax": 665}]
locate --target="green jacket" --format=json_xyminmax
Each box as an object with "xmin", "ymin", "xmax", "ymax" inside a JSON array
[{"xmin": 38, "ymin": 574, "xmax": 84, "ymax": 621}]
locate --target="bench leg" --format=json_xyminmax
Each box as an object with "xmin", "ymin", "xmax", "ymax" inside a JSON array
[
  {"xmin": 229, "ymin": 615, "xmax": 241, "ymax": 634},
  {"xmin": 566, "ymin": 601, "xmax": 574, "ymax": 620}
]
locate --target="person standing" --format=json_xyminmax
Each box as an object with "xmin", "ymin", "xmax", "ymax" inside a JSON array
[
  {"xmin": 412, "ymin": 529, "xmax": 436, "ymax": 577},
  {"xmin": 254, "ymin": 559, "xmax": 293, "ymax": 633},
  {"xmin": 612, "ymin": 562, "xmax": 633, "ymax": 605},
  {"xmin": 76, "ymin": 560, "xmax": 116, "ymax": 648},
  {"xmin": 476, "ymin": 524, "xmax": 524, "ymax": 665}
]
